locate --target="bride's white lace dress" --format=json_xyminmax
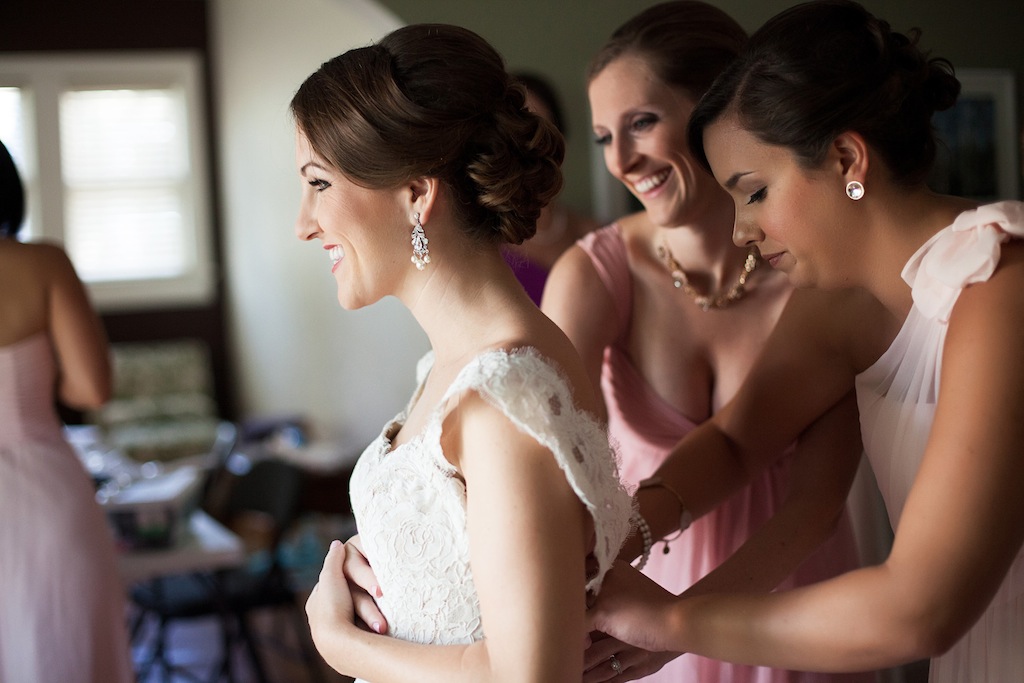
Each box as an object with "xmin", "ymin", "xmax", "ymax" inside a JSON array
[{"xmin": 349, "ymin": 347, "xmax": 632, "ymax": 663}]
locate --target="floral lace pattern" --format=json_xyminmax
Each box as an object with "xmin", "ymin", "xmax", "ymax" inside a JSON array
[{"xmin": 348, "ymin": 347, "xmax": 632, "ymax": 646}]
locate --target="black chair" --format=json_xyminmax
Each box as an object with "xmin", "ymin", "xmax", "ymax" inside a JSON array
[{"xmin": 130, "ymin": 455, "xmax": 325, "ymax": 683}]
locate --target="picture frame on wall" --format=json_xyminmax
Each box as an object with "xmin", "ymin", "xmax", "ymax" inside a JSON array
[{"xmin": 929, "ymin": 68, "xmax": 1020, "ymax": 201}]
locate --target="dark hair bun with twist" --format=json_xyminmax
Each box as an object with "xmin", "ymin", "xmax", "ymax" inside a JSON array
[
  {"xmin": 291, "ymin": 24, "xmax": 563, "ymax": 245},
  {"xmin": 689, "ymin": 0, "xmax": 961, "ymax": 186}
]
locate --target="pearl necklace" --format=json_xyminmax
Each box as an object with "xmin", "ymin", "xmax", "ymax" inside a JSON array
[{"xmin": 656, "ymin": 242, "xmax": 759, "ymax": 311}]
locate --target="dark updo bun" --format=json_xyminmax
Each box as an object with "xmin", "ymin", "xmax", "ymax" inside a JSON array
[
  {"xmin": 290, "ymin": 24, "xmax": 563, "ymax": 245},
  {"xmin": 688, "ymin": 0, "xmax": 961, "ymax": 186}
]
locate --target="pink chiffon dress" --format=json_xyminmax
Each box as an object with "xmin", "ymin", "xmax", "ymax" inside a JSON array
[
  {"xmin": 856, "ymin": 201, "xmax": 1024, "ymax": 682},
  {"xmin": 580, "ymin": 225, "xmax": 870, "ymax": 683},
  {"xmin": 0, "ymin": 332, "xmax": 133, "ymax": 682}
]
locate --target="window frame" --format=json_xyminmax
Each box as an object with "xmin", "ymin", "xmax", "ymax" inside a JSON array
[{"xmin": 0, "ymin": 51, "xmax": 215, "ymax": 311}]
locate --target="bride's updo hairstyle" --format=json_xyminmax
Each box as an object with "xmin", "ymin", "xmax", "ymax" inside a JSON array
[
  {"xmin": 290, "ymin": 24, "xmax": 563, "ymax": 245},
  {"xmin": 688, "ymin": 0, "xmax": 961, "ymax": 187}
]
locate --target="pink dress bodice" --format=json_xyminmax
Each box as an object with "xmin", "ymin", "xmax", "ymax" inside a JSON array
[
  {"xmin": 579, "ymin": 225, "xmax": 867, "ymax": 683},
  {"xmin": 0, "ymin": 332, "xmax": 66, "ymax": 444}
]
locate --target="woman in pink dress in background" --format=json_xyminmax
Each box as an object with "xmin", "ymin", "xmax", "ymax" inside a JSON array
[
  {"xmin": 0, "ymin": 140, "xmax": 133, "ymax": 682},
  {"xmin": 542, "ymin": 3, "xmax": 870, "ymax": 681},
  {"xmin": 504, "ymin": 72, "xmax": 600, "ymax": 306}
]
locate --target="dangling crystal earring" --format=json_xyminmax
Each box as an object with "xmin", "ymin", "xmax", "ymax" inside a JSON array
[
  {"xmin": 410, "ymin": 212, "xmax": 431, "ymax": 270},
  {"xmin": 846, "ymin": 180, "xmax": 865, "ymax": 200}
]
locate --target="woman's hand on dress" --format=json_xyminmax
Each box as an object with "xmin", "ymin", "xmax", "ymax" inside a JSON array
[
  {"xmin": 583, "ymin": 635, "xmax": 680, "ymax": 683},
  {"xmin": 585, "ymin": 561, "xmax": 681, "ymax": 654},
  {"xmin": 341, "ymin": 534, "xmax": 389, "ymax": 634},
  {"xmin": 306, "ymin": 540, "xmax": 359, "ymax": 662}
]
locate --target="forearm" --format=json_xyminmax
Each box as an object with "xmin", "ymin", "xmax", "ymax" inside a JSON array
[
  {"xmin": 686, "ymin": 391, "xmax": 862, "ymax": 595},
  {"xmin": 318, "ymin": 630, "xmax": 505, "ymax": 683},
  {"xmin": 620, "ymin": 420, "xmax": 759, "ymax": 563},
  {"xmin": 313, "ymin": 569, "xmax": 584, "ymax": 683},
  {"xmin": 683, "ymin": 489, "xmax": 843, "ymax": 596},
  {"xmin": 675, "ymin": 565, "xmax": 932, "ymax": 672}
]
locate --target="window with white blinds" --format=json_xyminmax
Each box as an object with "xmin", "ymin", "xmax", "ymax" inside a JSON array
[{"xmin": 0, "ymin": 53, "xmax": 214, "ymax": 311}]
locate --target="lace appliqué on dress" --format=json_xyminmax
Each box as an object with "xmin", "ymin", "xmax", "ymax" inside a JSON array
[
  {"xmin": 445, "ymin": 348, "xmax": 633, "ymax": 592},
  {"xmin": 348, "ymin": 347, "xmax": 632, "ymax": 648}
]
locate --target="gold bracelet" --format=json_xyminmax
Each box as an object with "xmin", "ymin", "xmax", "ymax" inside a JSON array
[{"xmin": 637, "ymin": 475, "xmax": 693, "ymax": 553}]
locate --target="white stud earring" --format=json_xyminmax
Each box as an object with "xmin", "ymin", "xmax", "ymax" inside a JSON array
[
  {"xmin": 846, "ymin": 180, "xmax": 865, "ymax": 200},
  {"xmin": 410, "ymin": 212, "xmax": 431, "ymax": 270}
]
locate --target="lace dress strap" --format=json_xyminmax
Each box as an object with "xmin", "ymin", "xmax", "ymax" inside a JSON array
[{"xmin": 441, "ymin": 347, "xmax": 632, "ymax": 592}]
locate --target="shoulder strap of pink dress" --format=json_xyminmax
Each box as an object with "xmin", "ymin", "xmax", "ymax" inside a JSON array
[{"xmin": 576, "ymin": 224, "xmax": 631, "ymax": 339}]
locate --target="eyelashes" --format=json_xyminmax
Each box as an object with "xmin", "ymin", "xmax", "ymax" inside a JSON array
[
  {"xmin": 747, "ymin": 187, "xmax": 767, "ymax": 204},
  {"xmin": 308, "ymin": 178, "xmax": 330, "ymax": 192},
  {"xmin": 592, "ymin": 113, "xmax": 659, "ymax": 147},
  {"xmin": 631, "ymin": 115, "xmax": 656, "ymax": 133}
]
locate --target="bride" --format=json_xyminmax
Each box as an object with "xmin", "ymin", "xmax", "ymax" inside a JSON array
[{"xmin": 291, "ymin": 23, "xmax": 633, "ymax": 683}]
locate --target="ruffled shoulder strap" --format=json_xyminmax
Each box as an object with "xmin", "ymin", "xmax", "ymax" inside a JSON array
[
  {"xmin": 442, "ymin": 347, "xmax": 633, "ymax": 593},
  {"xmin": 902, "ymin": 201, "xmax": 1024, "ymax": 321}
]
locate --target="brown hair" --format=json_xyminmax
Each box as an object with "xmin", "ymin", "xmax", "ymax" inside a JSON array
[
  {"xmin": 688, "ymin": 0, "xmax": 960, "ymax": 186},
  {"xmin": 290, "ymin": 24, "xmax": 564, "ymax": 245},
  {"xmin": 0, "ymin": 140, "xmax": 25, "ymax": 238},
  {"xmin": 513, "ymin": 72, "xmax": 566, "ymax": 136},
  {"xmin": 587, "ymin": 1, "xmax": 747, "ymax": 102}
]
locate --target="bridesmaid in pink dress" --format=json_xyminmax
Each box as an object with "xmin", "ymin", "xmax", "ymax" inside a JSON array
[
  {"xmin": 542, "ymin": 3, "xmax": 869, "ymax": 681},
  {"xmin": 0, "ymin": 140, "xmax": 133, "ymax": 682},
  {"xmin": 586, "ymin": 2, "xmax": 1024, "ymax": 681}
]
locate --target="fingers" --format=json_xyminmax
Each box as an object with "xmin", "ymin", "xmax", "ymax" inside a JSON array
[
  {"xmin": 342, "ymin": 537, "xmax": 380, "ymax": 596},
  {"xmin": 304, "ymin": 583, "xmax": 317, "ymax": 618},
  {"xmin": 582, "ymin": 662, "xmax": 615, "ymax": 683},
  {"xmin": 582, "ymin": 652, "xmax": 626, "ymax": 683},
  {"xmin": 341, "ymin": 537, "xmax": 389, "ymax": 634},
  {"xmin": 584, "ymin": 634, "xmax": 625, "ymax": 670},
  {"xmin": 582, "ymin": 645, "xmax": 677, "ymax": 683},
  {"xmin": 318, "ymin": 539, "xmax": 346, "ymax": 582},
  {"xmin": 307, "ymin": 541, "xmax": 346, "ymax": 626}
]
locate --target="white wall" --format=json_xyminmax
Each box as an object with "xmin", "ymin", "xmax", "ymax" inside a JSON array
[{"xmin": 211, "ymin": 0, "xmax": 427, "ymax": 450}]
